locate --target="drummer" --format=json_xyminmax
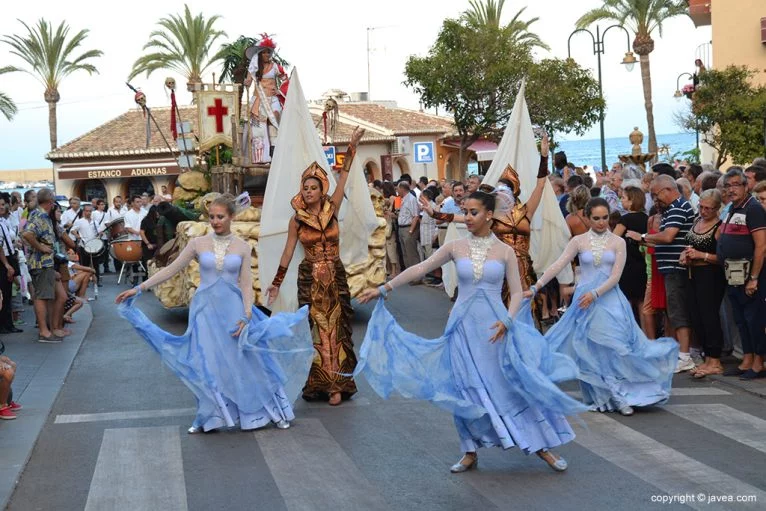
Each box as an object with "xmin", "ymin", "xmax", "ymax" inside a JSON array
[
  {"xmin": 104, "ymin": 196, "xmax": 127, "ymax": 273},
  {"xmin": 92, "ymin": 199, "xmax": 110, "ymax": 274},
  {"xmin": 69, "ymin": 204, "xmax": 102, "ymax": 287},
  {"xmin": 124, "ymin": 195, "xmax": 148, "ymax": 286}
]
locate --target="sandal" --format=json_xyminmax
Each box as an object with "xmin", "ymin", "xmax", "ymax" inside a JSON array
[{"xmin": 693, "ymin": 366, "xmax": 723, "ymax": 379}]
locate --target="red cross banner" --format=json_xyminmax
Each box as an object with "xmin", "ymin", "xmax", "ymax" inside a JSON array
[{"xmin": 196, "ymin": 88, "xmax": 239, "ymax": 153}]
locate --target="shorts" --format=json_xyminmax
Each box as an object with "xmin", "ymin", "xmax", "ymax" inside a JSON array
[
  {"xmin": 64, "ymin": 293, "xmax": 78, "ymax": 313},
  {"xmin": 664, "ymin": 271, "xmax": 691, "ymax": 329},
  {"xmin": 68, "ymin": 280, "xmax": 76, "ymax": 294},
  {"xmin": 30, "ymin": 267, "xmax": 56, "ymax": 301}
]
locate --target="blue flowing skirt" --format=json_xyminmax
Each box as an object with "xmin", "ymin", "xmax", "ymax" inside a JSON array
[
  {"xmin": 357, "ymin": 292, "xmax": 587, "ymax": 453},
  {"xmin": 543, "ymin": 277, "xmax": 678, "ymax": 411},
  {"xmin": 119, "ymin": 279, "xmax": 314, "ymax": 431}
]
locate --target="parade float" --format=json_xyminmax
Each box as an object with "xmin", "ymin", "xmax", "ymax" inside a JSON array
[{"xmin": 145, "ymin": 35, "xmax": 386, "ymax": 309}]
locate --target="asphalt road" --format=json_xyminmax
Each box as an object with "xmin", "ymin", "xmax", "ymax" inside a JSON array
[{"xmin": 6, "ymin": 275, "xmax": 766, "ymax": 511}]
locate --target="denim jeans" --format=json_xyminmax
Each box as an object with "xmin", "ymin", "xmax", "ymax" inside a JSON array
[{"xmin": 726, "ymin": 283, "xmax": 766, "ymax": 355}]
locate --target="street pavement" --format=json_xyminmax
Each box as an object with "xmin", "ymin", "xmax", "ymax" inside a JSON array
[{"xmin": 4, "ymin": 275, "xmax": 766, "ymax": 511}]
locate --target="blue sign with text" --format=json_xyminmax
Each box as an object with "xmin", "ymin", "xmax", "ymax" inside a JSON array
[
  {"xmin": 323, "ymin": 146, "xmax": 336, "ymax": 166},
  {"xmin": 413, "ymin": 142, "xmax": 434, "ymax": 163}
]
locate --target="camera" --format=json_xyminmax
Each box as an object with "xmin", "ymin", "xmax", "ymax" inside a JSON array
[{"xmin": 54, "ymin": 253, "xmax": 69, "ymax": 265}]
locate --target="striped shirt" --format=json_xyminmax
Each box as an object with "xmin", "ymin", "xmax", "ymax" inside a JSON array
[{"xmin": 656, "ymin": 197, "xmax": 696, "ymax": 274}]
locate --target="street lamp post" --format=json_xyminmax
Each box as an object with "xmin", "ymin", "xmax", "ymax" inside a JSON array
[
  {"xmin": 568, "ymin": 25, "xmax": 637, "ymax": 172},
  {"xmin": 673, "ymin": 72, "xmax": 699, "ymax": 150}
]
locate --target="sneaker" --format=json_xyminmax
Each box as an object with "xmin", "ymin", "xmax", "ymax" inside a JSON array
[
  {"xmin": 9, "ymin": 401, "xmax": 22, "ymax": 411},
  {"xmin": 675, "ymin": 357, "xmax": 696, "ymax": 373},
  {"xmin": 0, "ymin": 406, "xmax": 17, "ymax": 420}
]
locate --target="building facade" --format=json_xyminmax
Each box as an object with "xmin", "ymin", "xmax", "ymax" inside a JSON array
[
  {"xmin": 48, "ymin": 101, "xmax": 473, "ymax": 203},
  {"xmin": 689, "ymin": 0, "xmax": 766, "ymax": 166}
]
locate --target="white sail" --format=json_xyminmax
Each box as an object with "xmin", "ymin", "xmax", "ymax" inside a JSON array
[
  {"xmin": 258, "ymin": 68, "xmax": 377, "ymax": 313},
  {"xmin": 482, "ymin": 80, "xmax": 573, "ymax": 283},
  {"xmin": 339, "ymin": 151, "xmax": 379, "ymax": 267}
]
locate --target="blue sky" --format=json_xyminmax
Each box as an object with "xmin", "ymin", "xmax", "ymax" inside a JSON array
[{"xmin": 0, "ymin": 0, "xmax": 711, "ymax": 170}]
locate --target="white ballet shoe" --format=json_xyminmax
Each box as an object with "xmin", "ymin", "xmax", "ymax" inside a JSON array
[
  {"xmin": 275, "ymin": 420, "xmax": 291, "ymax": 430},
  {"xmin": 450, "ymin": 454, "xmax": 478, "ymax": 473},
  {"xmin": 537, "ymin": 450, "xmax": 568, "ymax": 472},
  {"xmin": 618, "ymin": 406, "xmax": 634, "ymax": 416}
]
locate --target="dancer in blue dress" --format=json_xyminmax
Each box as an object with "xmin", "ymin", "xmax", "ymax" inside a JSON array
[
  {"xmin": 527, "ymin": 198, "xmax": 678, "ymax": 416},
  {"xmin": 115, "ymin": 194, "xmax": 313, "ymax": 433},
  {"xmin": 357, "ymin": 192, "xmax": 586, "ymax": 474}
]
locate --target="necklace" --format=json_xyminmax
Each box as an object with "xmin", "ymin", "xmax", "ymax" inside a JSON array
[
  {"xmin": 212, "ymin": 233, "xmax": 234, "ymax": 271},
  {"xmin": 468, "ymin": 233, "xmax": 494, "ymax": 282},
  {"xmin": 588, "ymin": 229, "xmax": 609, "ymax": 267}
]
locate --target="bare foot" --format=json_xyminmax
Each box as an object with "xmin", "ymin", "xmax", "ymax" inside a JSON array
[
  {"xmin": 328, "ymin": 392, "xmax": 342, "ymax": 406},
  {"xmin": 53, "ymin": 329, "xmax": 71, "ymax": 337}
]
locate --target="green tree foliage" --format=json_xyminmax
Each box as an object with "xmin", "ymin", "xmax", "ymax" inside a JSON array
[
  {"xmin": 576, "ymin": 1, "xmax": 690, "ymax": 156},
  {"xmin": 0, "ymin": 66, "xmax": 18, "ymax": 121},
  {"xmin": 129, "ymin": 4, "xmax": 227, "ymax": 92},
  {"xmin": 2, "ymin": 19, "xmax": 102, "ymax": 148},
  {"xmin": 683, "ymin": 66, "xmax": 766, "ymax": 167},
  {"xmin": 463, "ymin": 1, "xmax": 550, "ymax": 52},
  {"xmin": 405, "ymin": 19, "xmax": 532, "ymax": 168},
  {"xmin": 404, "ymin": 12, "xmax": 602, "ymax": 171},
  {"xmin": 526, "ymin": 59, "xmax": 605, "ymax": 147}
]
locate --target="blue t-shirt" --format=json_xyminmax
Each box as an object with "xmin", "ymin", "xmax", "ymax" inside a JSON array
[{"xmin": 656, "ymin": 197, "xmax": 695, "ymax": 274}]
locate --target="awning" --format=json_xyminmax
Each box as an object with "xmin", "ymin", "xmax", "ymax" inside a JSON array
[{"xmin": 442, "ymin": 139, "xmax": 498, "ymax": 162}]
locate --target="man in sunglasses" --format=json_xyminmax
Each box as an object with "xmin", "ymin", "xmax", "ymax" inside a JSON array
[{"xmin": 627, "ymin": 174, "xmax": 696, "ymax": 373}]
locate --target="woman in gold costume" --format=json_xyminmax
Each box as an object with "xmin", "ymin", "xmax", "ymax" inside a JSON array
[
  {"xmin": 266, "ymin": 128, "xmax": 365, "ymax": 406},
  {"xmin": 422, "ymin": 134, "xmax": 550, "ymax": 292}
]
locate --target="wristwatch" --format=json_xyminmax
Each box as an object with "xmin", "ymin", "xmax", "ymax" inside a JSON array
[{"xmin": 640, "ymin": 233, "xmax": 647, "ymax": 242}]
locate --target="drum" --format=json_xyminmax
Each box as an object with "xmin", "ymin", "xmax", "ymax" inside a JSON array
[
  {"xmin": 106, "ymin": 217, "xmax": 126, "ymax": 240},
  {"xmin": 83, "ymin": 238, "xmax": 106, "ymax": 256},
  {"xmin": 111, "ymin": 239, "xmax": 143, "ymax": 262}
]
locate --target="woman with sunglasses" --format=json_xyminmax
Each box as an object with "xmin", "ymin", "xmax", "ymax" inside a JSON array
[{"xmin": 525, "ymin": 198, "xmax": 678, "ymax": 416}]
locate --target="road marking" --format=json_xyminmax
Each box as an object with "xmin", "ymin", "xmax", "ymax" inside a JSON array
[
  {"xmin": 565, "ymin": 387, "xmax": 731, "ymax": 401},
  {"xmin": 670, "ymin": 388, "xmax": 731, "ymax": 396},
  {"xmin": 666, "ymin": 404, "xmax": 766, "ymax": 454},
  {"xmin": 85, "ymin": 426, "xmax": 188, "ymax": 511},
  {"xmin": 55, "ymin": 408, "xmax": 196, "ymax": 424},
  {"xmin": 574, "ymin": 414, "xmax": 765, "ymax": 510},
  {"xmin": 257, "ymin": 418, "xmax": 389, "ymax": 510}
]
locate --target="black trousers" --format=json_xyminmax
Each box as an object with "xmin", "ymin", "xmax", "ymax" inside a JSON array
[
  {"xmin": 0, "ymin": 264, "xmax": 14, "ymax": 330},
  {"xmin": 687, "ymin": 265, "xmax": 726, "ymax": 358}
]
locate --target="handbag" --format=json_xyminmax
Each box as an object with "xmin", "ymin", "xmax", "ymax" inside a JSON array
[{"xmin": 1, "ymin": 225, "xmax": 20, "ymax": 276}]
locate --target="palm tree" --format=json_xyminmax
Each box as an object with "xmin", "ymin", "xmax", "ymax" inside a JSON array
[
  {"xmin": 0, "ymin": 66, "xmax": 19, "ymax": 121},
  {"xmin": 129, "ymin": 4, "xmax": 227, "ymax": 92},
  {"xmin": 218, "ymin": 36, "xmax": 256, "ymax": 108},
  {"xmin": 2, "ymin": 19, "xmax": 102, "ymax": 149},
  {"xmin": 464, "ymin": 0, "xmax": 550, "ymax": 51},
  {"xmin": 576, "ymin": 0, "xmax": 689, "ymax": 154}
]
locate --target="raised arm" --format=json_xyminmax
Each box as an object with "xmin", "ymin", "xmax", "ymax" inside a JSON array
[
  {"xmin": 237, "ymin": 240, "xmax": 254, "ymax": 320},
  {"xmin": 524, "ymin": 134, "xmax": 550, "ymax": 219},
  {"xmin": 420, "ymin": 195, "xmax": 466, "ymax": 223},
  {"xmin": 330, "ymin": 127, "xmax": 365, "ymax": 213},
  {"xmin": 504, "ymin": 244, "xmax": 523, "ymax": 317},
  {"xmin": 533, "ymin": 236, "xmax": 580, "ymax": 290}
]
